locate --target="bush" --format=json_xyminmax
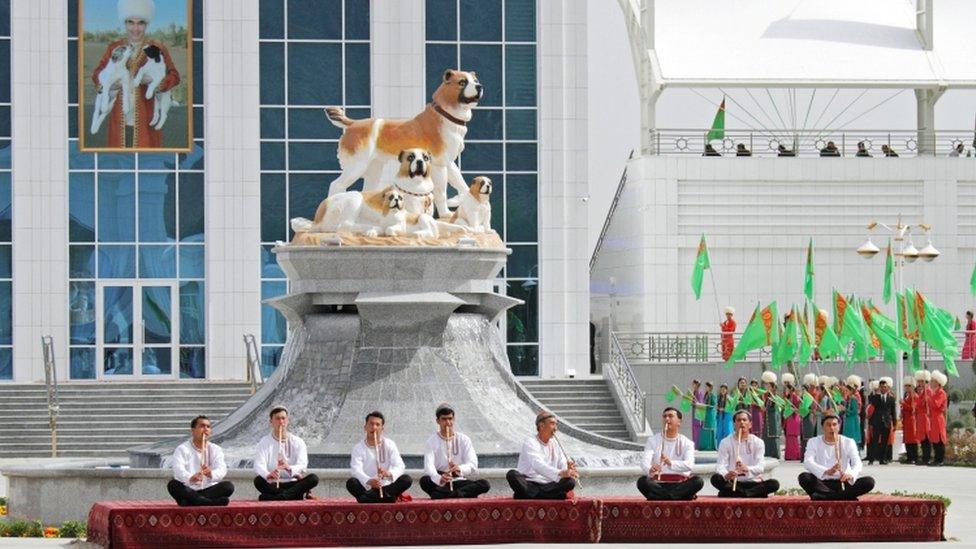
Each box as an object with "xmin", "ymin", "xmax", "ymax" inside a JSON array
[
  {"xmin": 58, "ymin": 520, "xmax": 86, "ymax": 539},
  {"xmin": 890, "ymin": 491, "xmax": 952, "ymax": 509},
  {"xmin": 946, "ymin": 430, "xmax": 976, "ymax": 466},
  {"xmin": 949, "ymin": 390, "xmax": 962, "ymax": 404},
  {"xmin": 1, "ymin": 519, "xmax": 42, "ymax": 537}
]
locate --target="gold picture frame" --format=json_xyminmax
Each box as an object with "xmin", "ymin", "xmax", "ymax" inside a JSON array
[{"xmin": 78, "ymin": 0, "xmax": 193, "ymax": 152}]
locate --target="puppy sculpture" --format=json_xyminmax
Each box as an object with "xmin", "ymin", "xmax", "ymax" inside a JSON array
[
  {"xmin": 393, "ymin": 148, "xmax": 434, "ymax": 216},
  {"xmin": 325, "ymin": 69, "xmax": 483, "ymax": 218},
  {"xmin": 133, "ymin": 44, "xmax": 175, "ymax": 130},
  {"xmin": 291, "ymin": 187, "xmax": 407, "ymax": 238},
  {"xmin": 90, "ymin": 45, "xmax": 133, "ymax": 135},
  {"xmin": 450, "ymin": 176, "xmax": 493, "ymax": 233}
]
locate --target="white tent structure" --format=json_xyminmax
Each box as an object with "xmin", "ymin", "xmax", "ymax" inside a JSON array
[{"xmin": 618, "ymin": 0, "xmax": 976, "ymax": 153}]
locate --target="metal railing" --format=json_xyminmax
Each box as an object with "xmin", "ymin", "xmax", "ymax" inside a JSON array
[
  {"xmin": 649, "ymin": 129, "xmax": 976, "ymax": 158},
  {"xmin": 590, "ymin": 150, "xmax": 633, "ymax": 273},
  {"xmin": 243, "ymin": 334, "xmax": 264, "ymax": 394},
  {"xmin": 41, "ymin": 335, "xmax": 60, "ymax": 457},
  {"xmin": 605, "ymin": 331, "xmax": 647, "ymax": 436},
  {"xmin": 615, "ymin": 329, "xmax": 974, "ymax": 364}
]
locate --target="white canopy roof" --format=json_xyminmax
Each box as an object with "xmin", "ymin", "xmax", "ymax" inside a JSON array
[{"xmin": 652, "ymin": 0, "xmax": 976, "ymax": 88}]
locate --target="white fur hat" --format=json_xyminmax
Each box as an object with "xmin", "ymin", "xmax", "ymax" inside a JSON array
[
  {"xmin": 724, "ymin": 306, "xmax": 735, "ymax": 315},
  {"xmin": 761, "ymin": 371, "xmax": 777, "ymax": 384},
  {"xmin": 803, "ymin": 373, "xmax": 817, "ymax": 385},
  {"xmin": 914, "ymin": 370, "xmax": 928, "ymax": 382},
  {"xmin": 818, "ymin": 375, "xmax": 831, "ymax": 386},
  {"xmin": 903, "ymin": 376, "xmax": 914, "ymax": 387},
  {"xmin": 932, "ymin": 371, "xmax": 948, "ymax": 386},
  {"xmin": 879, "ymin": 376, "xmax": 893, "ymax": 387},
  {"xmin": 118, "ymin": 0, "xmax": 155, "ymax": 23},
  {"xmin": 846, "ymin": 375, "xmax": 862, "ymax": 388},
  {"xmin": 869, "ymin": 379, "xmax": 880, "ymax": 390},
  {"xmin": 782, "ymin": 373, "xmax": 795, "ymax": 386},
  {"xmin": 921, "ymin": 370, "xmax": 932, "ymax": 382}
]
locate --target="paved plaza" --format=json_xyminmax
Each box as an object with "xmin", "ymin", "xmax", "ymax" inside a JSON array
[{"xmin": 2, "ymin": 460, "xmax": 972, "ymax": 548}]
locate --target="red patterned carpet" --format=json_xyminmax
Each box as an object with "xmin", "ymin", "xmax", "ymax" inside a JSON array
[{"xmin": 87, "ymin": 495, "xmax": 943, "ymax": 548}]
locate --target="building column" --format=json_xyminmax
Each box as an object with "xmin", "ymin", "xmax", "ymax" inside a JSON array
[
  {"xmin": 10, "ymin": 0, "xmax": 69, "ymax": 382},
  {"xmin": 371, "ymin": 0, "xmax": 425, "ymax": 118},
  {"xmin": 539, "ymin": 0, "xmax": 589, "ymax": 378},
  {"xmin": 204, "ymin": 1, "xmax": 262, "ymax": 380}
]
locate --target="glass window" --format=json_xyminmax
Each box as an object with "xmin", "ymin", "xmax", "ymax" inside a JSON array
[
  {"xmin": 288, "ymin": 0, "xmax": 341, "ymax": 40},
  {"xmin": 179, "ymin": 172, "xmax": 205, "ymax": 242},
  {"xmin": 69, "ymin": 282, "xmax": 95, "ymax": 345},
  {"xmin": 180, "ymin": 347, "xmax": 205, "ymax": 379},
  {"xmin": 460, "ymin": 0, "xmax": 501, "ymax": 41},
  {"xmin": 103, "ymin": 286, "xmax": 134, "ymax": 345},
  {"xmin": 261, "ymin": 108, "xmax": 286, "ymax": 139},
  {"xmin": 288, "ymin": 174, "xmax": 326, "ymax": 226},
  {"xmin": 505, "ymin": 174, "xmax": 537, "ymax": 241},
  {"xmin": 69, "ymin": 245, "xmax": 96, "ymax": 279},
  {"xmin": 0, "ymin": 172, "xmax": 11, "ymax": 241},
  {"xmin": 345, "ymin": 43, "xmax": 371, "ymax": 106},
  {"xmin": 142, "ymin": 286, "xmax": 173, "ymax": 344},
  {"xmin": 97, "ymin": 246, "xmax": 136, "ymax": 278},
  {"xmin": 460, "ymin": 142, "xmax": 502, "ymax": 172},
  {"xmin": 137, "ymin": 173, "xmax": 177, "ymax": 243},
  {"xmin": 262, "ymin": 281, "xmax": 287, "ymax": 344},
  {"xmin": 288, "ymin": 142, "xmax": 339, "ymax": 171},
  {"xmin": 287, "ymin": 43, "xmax": 342, "ymax": 105},
  {"xmin": 138, "ymin": 152, "xmax": 177, "ymax": 171},
  {"xmin": 425, "ymin": 44, "xmax": 457, "ymax": 99},
  {"xmin": 68, "ymin": 173, "xmax": 95, "ymax": 242},
  {"xmin": 138, "ymin": 245, "xmax": 177, "ymax": 278},
  {"xmin": 505, "ymin": 0, "xmax": 536, "ymax": 41},
  {"xmin": 262, "ymin": 245, "xmax": 285, "ymax": 278},
  {"xmin": 505, "ymin": 109, "xmax": 536, "ymax": 140},
  {"xmin": 99, "ymin": 153, "xmax": 135, "ymax": 171},
  {"xmin": 466, "ymin": 108, "xmax": 503, "ymax": 141},
  {"xmin": 0, "ymin": 245, "xmax": 9, "ymax": 278},
  {"xmin": 260, "ymin": 43, "xmax": 285, "ymax": 104},
  {"xmin": 505, "ymin": 45, "xmax": 536, "ymax": 106},
  {"xmin": 345, "ymin": 0, "xmax": 370, "ymax": 40},
  {"xmin": 97, "ymin": 173, "xmax": 136, "ymax": 243},
  {"xmin": 459, "ymin": 45, "xmax": 501, "ymax": 106},
  {"xmin": 180, "ymin": 281, "xmax": 205, "ymax": 345},
  {"xmin": 260, "ymin": 346, "xmax": 283, "ymax": 379},
  {"xmin": 69, "ymin": 348, "xmax": 95, "ymax": 380},
  {"xmin": 507, "ymin": 244, "xmax": 537, "ymax": 278},
  {"xmin": 506, "ymin": 142, "xmax": 537, "ymax": 171},
  {"xmin": 179, "ymin": 245, "xmax": 205, "ymax": 279},
  {"xmin": 259, "ymin": 0, "xmax": 284, "ymax": 39},
  {"xmin": 507, "ymin": 345, "xmax": 538, "ymax": 376},
  {"xmin": 143, "ymin": 347, "xmax": 172, "ymax": 375},
  {"xmin": 0, "ymin": 280, "xmax": 9, "ymax": 345},
  {"xmin": 261, "ymin": 141, "xmax": 286, "ymax": 171},
  {"xmin": 425, "ymin": 0, "xmax": 456, "ymax": 41},
  {"xmin": 506, "ymin": 283, "xmax": 538, "ymax": 342},
  {"xmin": 261, "ymin": 174, "xmax": 287, "ymax": 243},
  {"xmin": 0, "ymin": 40, "xmax": 9, "ymax": 104},
  {"xmin": 288, "ymin": 108, "xmax": 339, "ymax": 140}
]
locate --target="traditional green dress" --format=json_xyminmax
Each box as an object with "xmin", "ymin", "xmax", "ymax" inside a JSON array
[
  {"xmin": 842, "ymin": 395, "xmax": 861, "ymax": 444},
  {"xmin": 697, "ymin": 391, "xmax": 717, "ymax": 450}
]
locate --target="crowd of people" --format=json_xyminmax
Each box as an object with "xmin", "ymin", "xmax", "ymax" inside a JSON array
[
  {"xmin": 688, "ymin": 368, "xmax": 951, "ymax": 467},
  {"xmin": 702, "ymin": 141, "xmax": 976, "ymax": 157}
]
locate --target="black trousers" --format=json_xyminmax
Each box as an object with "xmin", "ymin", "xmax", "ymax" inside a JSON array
[
  {"xmin": 636, "ymin": 475, "xmax": 704, "ymax": 501},
  {"xmin": 253, "ymin": 474, "xmax": 320, "ymax": 501},
  {"xmin": 419, "ymin": 476, "xmax": 491, "ymax": 499},
  {"xmin": 709, "ymin": 474, "xmax": 779, "ymax": 498},
  {"xmin": 921, "ymin": 439, "xmax": 932, "ymax": 463},
  {"xmin": 167, "ymin": 479, "xmax": 234, "ymax": 506},
  {"xmin": 345, "ymin": 475, "xmax": 413, "ymax": 504},
  {"xmin": 797, "ymin": 472, "xmax": 874, "ymax": 500},
  {"xmin": 905, "ymin": 442, "xmax": 919, "ymax": 463},
  {"xmin": 933, "ymin": 442, "xmax": 945, "ymax": 464},
  {"xmin": 867, "ymin": 425, "xmax": 891, "ymax": 462},
  {"xmin": 506, "ymin": 470, "xmax": 576, "ymax": 500}
]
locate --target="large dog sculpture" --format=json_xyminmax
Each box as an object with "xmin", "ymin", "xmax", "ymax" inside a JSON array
[{"xmin": 325, "ymin": 69, "xmax": 483, "ymax": 218}]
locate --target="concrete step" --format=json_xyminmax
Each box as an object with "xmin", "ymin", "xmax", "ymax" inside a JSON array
[{"xmin": 526, "ymin": 388, "xmax": 614, "ymax": 397}]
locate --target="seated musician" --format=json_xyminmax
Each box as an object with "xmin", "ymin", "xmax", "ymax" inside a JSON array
[
  {"xmin": 710, "ymin": 410, "xmax": 779, "ymax": 498},
  {"xmin": 506, "ymin": 411, "xmax": 578, "ymax": 500},
  {"xmin": 167, "ymin": 415, "xmax": 234, "ymax": 506},
  {"xmin": 420, "ymin": 403, "xmax": 491, "ymax": 499},
  {"xmin": 347, "ymin": 411, "xmax": 413, "ymax": 503},
  {"xmin": 253, "ymin": 406, "xmax": 319, "ymax": 500},
  {"xmin": 798, "ymin": 413, "xmax": 875, "ymax": 500},
  {"xmin": 637, "ymin": 407, "xmax": 704, "ymax": 500}
]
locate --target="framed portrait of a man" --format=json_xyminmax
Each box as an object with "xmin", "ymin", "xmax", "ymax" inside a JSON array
[{"xmin": 78, "ymin": 0, "xmax": 193, "ymax": 152}]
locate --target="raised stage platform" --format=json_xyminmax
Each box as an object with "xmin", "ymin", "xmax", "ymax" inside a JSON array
[{"xmin": 87, "ymin": 495, "xmax": 944, "ymax": 548}]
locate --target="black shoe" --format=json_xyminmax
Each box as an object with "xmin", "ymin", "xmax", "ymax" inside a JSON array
[
  {"xmin": 880, "ymin": 460, "xmax": 889, "ymax": 465},
  {"xmin": 212, "ymin": 497, "xmax": 230, "ymax": 506},
  {"xmin": 258, "ymin": 493, "xmax": 285, "ymax": 501},
  {"xmin": 866, "ymin": 460, "xmax": 874, "ymax": 465},
  {"xmin": 810, "ymin": 493, "xmax": 828, "ymax": 501}
]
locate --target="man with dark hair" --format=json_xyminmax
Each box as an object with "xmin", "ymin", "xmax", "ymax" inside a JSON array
[
  {"xmin": 420, "ymin": 404, "xmax": 490, "ymax": 499},
  {"xmin": 798, "ymin": 414, "xmax": 875, "ymax": 500},
  {"xmin": 506, "ymin": 411, "xmax": 578, "ymax": 499},
  {"xmin": 347, "ymin": 410, "xmax": 413, "ymax": 503},
  {"xmin": 637, "ymin": 407, "xmax": 703, "ymax": 500},
  {"xmin": 167, "ymin": 416, "xmax": 234, "ymax": 506},
  {"xmin": 711, "ymin": 410, "xmax": 779, "ymax": 498},
  {"xmin": 253, "ymin": 406, "xmax": 319, "ymax": 500},
  {"xmin": 867, "ymin": 377, "xmax": 896, "ymax": 464}
]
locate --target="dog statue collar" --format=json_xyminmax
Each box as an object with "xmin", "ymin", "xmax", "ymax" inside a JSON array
[
  {"xmin": 394, "ymin": 183, "xmax": 434, "ymax": 198},
  {"xmin": 432, "ymin": 103, "xmax": 467, "ymax": 127}
]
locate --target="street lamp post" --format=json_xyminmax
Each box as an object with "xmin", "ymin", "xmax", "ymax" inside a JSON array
[{"xmin": 856, "ymin": 215, "xmax": 939, "ymax": 426}]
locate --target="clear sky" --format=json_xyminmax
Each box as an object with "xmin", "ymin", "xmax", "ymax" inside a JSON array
[{"xmin": 82, "ymin": 0, "xmax": 188, "ymax": 32}]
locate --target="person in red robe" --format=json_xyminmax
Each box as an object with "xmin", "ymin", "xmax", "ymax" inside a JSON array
[
  {"xmin": 901, "ymin": 376, "xmax": 921, "ymax": 464},
  {"xmin": 963, "ymin": 311, "xmax": 976, "ymax": 360},
  {"xmin": 927, "ymin": 371, "xmax": 949, "ymax": 466},
  {"xmin": 720, "ymin": 307, "xmax": 736, "ymax": 361},
  {"xmin": 91, "ymin": 0, "xmax": 181, "ymax": 149},
  {"xmin": 917, "ymin": 370, "xmax": 933, "ymax": 465},
  {"xmin": 781, "ymin": 373, "xmax": 802, "ymax": 460}
]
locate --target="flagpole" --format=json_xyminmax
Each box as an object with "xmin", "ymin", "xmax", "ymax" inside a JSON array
[{"xmin": 709, "ymin": 269, "xmax": 722, "ymax": 323}]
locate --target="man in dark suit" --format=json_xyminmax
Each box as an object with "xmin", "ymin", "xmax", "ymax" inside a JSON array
[{"xmin": 867, "ymin": 377, "xmax": 896, "ymax": 464}]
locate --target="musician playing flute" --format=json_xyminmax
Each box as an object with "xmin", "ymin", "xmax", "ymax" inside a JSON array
[
  {"xmin": 710, "ymin": 410, "xmax": 779, "ymax": 498},
  {"xmin": 506, "ymin": 411, "xmax": 578, "ymax": 500},
  {"xmin": 253, "ymin": 406, "xmax": 319, "ymax": 501},
  {"xmin": 637, "ymin": 407, "xmax": 703, "ymax": 500},
  {"xmin": 347, "ymin": 411, "xmax": 413, "ymax": 503},
  {"xmin": 798, "ymin": 413, "xmax": 875, "ymax": 500},
  {"xmin": 167, "ymin": 415, "xmax": 234, "ymax": 506},
  {"xmin": 420, "ymin": 404, "xmax": 491, "ymax": 499}
]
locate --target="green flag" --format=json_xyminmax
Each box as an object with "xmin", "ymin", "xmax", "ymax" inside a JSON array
[
  {"xmin": 804, "ymin": 238, "xmax": 815, "ymax": 301},
  {"xmin": 706, "ymin": 98, "xmax": 725, "ymax": 142},
  {"xmin": 772, "ymin": 307, "xmax": 799, "ymax": 369},
  {"xmin": 725, "ymin": 395, "xmax": 738, "ymax": 413},
  {"xmin": 679, "ymin": 396, "xmax": 693, "ymax": 413},
  {"xmin": 834, "ymin": 290, "xmax": 871, "ymax": 363},
  {"xmin": 970, "ymin": 259, "xmax": 976, "ymax": 296},
  {"xmin": 814, "ymin": 302, "xmax": 846, "ymax": 361},
  {"xmin": 690, "ymin": 234, "xmax": 710, "ymax": 300},
  {"xmin": 883, "ymin": 240, "xmax": 893, "ymax": 304},
  {"xmin": 665, "ymin": 385, "xmax": 681, "ymax": 403},
  {"xmin": 915, "ymin": 291, "xmax": 960, "ymax": 376},
  {"xmin": 726, "ymin": 302, "xmax": 780, "ymax": 367},
  {"xmin": 861, "ymin": 301, "xmax": 910, "ymax": 366},
  {"xmin": 798, "ymin": 303, "xmax": 814, "ymax": 366},
  {"xmin": 799, "ymin": 392, "xmax": 814, "ymax": 417},
  {"xmin": 694, "ymin": 406, "xmax": 707, "ymax": 421}
]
